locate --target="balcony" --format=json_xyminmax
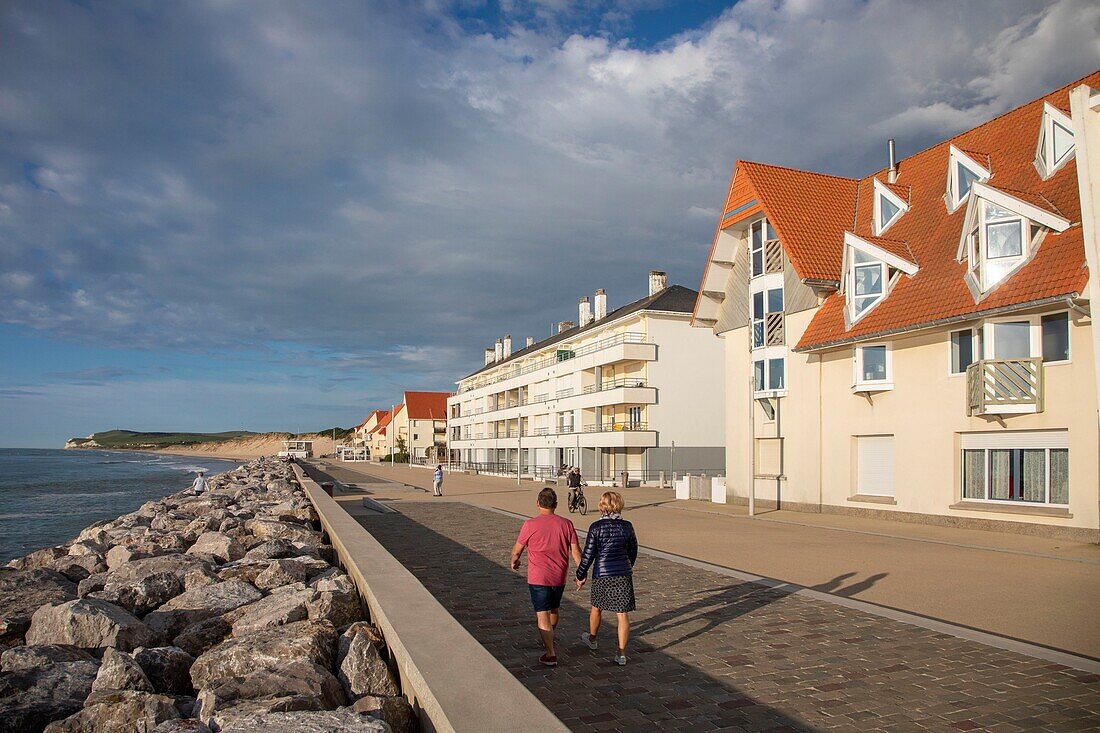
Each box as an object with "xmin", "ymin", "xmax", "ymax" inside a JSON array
[
  {"xmin": 966, "ymin": 358, "xmax": 1044, "ymax": 416},
  {"xmin": 583, "ymin": 421, "xmax": 648, "ymax": 433}
]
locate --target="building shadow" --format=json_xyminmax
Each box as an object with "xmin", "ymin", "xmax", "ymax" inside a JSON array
[{"xmin": 357, "ymin": 506, "xmax": 818, "ymax": 732}]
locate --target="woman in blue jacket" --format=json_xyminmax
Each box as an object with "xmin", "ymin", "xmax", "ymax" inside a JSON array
[{"xmin": 575, "ymin": 490, "xmax": 638, "ymax": 665}]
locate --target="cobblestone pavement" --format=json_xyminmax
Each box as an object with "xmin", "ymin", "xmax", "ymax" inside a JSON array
[{"xmin": 359, "ymin": 504, "xmax": 1100, "ymax": 733}]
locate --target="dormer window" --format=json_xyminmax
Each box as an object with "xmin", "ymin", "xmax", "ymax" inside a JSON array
[
  {"xmin": 959, "ymin": 183, "xmax": 1071, "ymax": 296},
  {"xmin": 947, "ymin": 145, "xmax": 990, "ymax": 212},
  {"xmin": 750, "ymin": 218, "xmax": 779, "ymax": 278},
  {"xmin": 1035, "ymin": 102, "xmax": 1075, "ymax": 179},
  {"xmin": 873, "ymin": 179, "xmax": 909, "ymax": 235},
  {"xmin": 851, "ymin": 249, "xmax": 886, "ymax": 319}
]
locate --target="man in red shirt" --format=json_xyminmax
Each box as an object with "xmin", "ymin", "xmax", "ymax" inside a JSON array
[{"xmin": 511, "ymin": 486, "xmax": 581, "ymax": 667}]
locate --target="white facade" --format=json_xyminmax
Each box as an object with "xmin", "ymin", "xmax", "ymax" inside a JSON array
[{"xmin": 447, "ymin": 282, "xmax": 725, "ymax": 483}]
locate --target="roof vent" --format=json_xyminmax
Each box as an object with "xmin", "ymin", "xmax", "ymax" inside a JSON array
[
  {"xmin": 887, "ymin": 139, "xmax": 898, "ymax": 184},
  {"xmin": 484, "ymin": 348, "xmax": 494, "ymax": 365},
  {"xmin": 557, "ymin": 320, "xmax": 575, "ymax": 334},
  {"xmin": 526, "ymin": 337, "xmax": 534, "ymax": 347}
]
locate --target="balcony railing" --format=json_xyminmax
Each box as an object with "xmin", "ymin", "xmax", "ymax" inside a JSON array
[
  {"xmin": 582, "ymin": 422, "xmax": 649, "ymax": 433},
  {"xmin": 966, "ymin": 358, "xmax": 1044, "ymax": 416},
  {"xmin": 582, "ymin": 377, "xmax": 648, "ymax": 394},
  {"xmin": 459, "ymin": 332, "xmax": 649, "ymax": 393},
  {"xmin": 555, "ymin": 388, "xmax": 574, "ymax": 399}
]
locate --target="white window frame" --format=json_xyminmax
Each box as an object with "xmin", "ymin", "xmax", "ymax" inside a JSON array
[
  {"xmin": 946, "ymin": 145, "xmax": 990, "ymax": 213},
  {"xmin": 852, "ymin": 342, "xmax": 893, "ymax": 392},
  {"xmin": 872, "ymin": 179, "xmax": 909, "ymax": 236},
  {"xmin": 947, "ymin": 327, "xmax": 981, "ymax": 377},
  {"xmin": 960, "ymin": 430, "xmax": 1069, "ymax": 507},
  {"xmin": 1035, "ymin": 102, "xmax": 1076, "ymax": 180},
  {"xmin": 849, "ymin": 256, "xmax": 888, "ymax": 323},
  {"xmin": 841, "ymin": 232, "xmax": 918, "ymax": 326},
  {"xmin": 749, "ymin": 218, "xmax": 776, "ymax": 279},
  {"xmin": 753, "ymin": 345, "xmax": 787, "ymax": 398}
]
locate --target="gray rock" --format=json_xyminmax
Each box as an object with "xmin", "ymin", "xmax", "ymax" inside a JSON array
[
  {"xmin": 310, "ymin": 571, "xmax": 355, "ymax": 594},
  {"xmin": 243, "ymin": 539, "xmax": 296, "ymax": 561},
  {"xmin": 134, "ymin": 646, "xmax": 195, "ymax": 696},
  {"xmin": 105, "ymin": 545, "xmax": 149, "ymax": 570},
  {"xmin": 338, "ymin": 632, "xmax": 399, "ymax": 699},
  {"xmin": 253, "ymin": 560, "xmax": 310, "ymax": 591},
  {"xmin": 150, "ymin": 721, "xmax": 211, "ymax": 733},
  {"xmin": 106, "ymin": 555, "xmax": 216, "ymax": 590},
  {"xmin": 0, "ymin": 567, "xmax": 77, "ymax": 644},
  {"xmin": 230, "ymin": 590, "xmax": 312, "ymax": 636},
  {"xmin": 26, "ymin": 598, "xmax": 156, "ymax": 652},
  {"xmin": 172, "ymin": 616, "xmax": 231, "ymax": 658},
  {"xmin": 0, "ymin": 655, "xmax": 99, "ymax": 733},
  {"xmin": 215, "ymin": 710, "xmax": 388, "ymax": 733},
  {"xmin": 1, "ymin": 644, "xmax": 94, "ymax": 672},
  {"xmin": 92, "ymin": 571, "xmax": 184, "ymax": 616},
  {"xmin": 76, "ymin": 573, "xmax": 108, "ymax": 597},
  {"xmin": 186, "ymin": 533, "xmax": 245, "ymax": 564},
  {"xmin": 196, "ymin": 660, "xmax": 345, "ymax": 726},
  {"xmin": 42, "ymin": 690, "xmax": 181, "ymax": 733},
  {"xmin": 91, "ymin": 648, "xmax": 154, "ymax": 692},
  {"xmin": 190, "ymin": 620, "xmax": 337, "ymax": 690},
  {"xmin": 347, "ymin": 695, "xmax": 415, "ymax": 733},
  {"xmin": 7, "ymin": 546, "xmax": 68, "ymax": 570},
  {"xmin": 45, "ymin": 557, "xmax": 96, "ymax": 583},
  {"xmin": 244, "ymin": 520, "xmax": 321, "ymax": 546},
  {"xmin": 144, "ymin": 581, "xmax": 262, "ymax": 639},
  {"xmin": 336, "ymin": 624, "xmax": 384, "ymax": 665},
  {"xmin": 214, "ymin": 560, "xmax": 271, "ymax": 585},
  {"xmin": 307, "ymin": 590, "xmax": 361, "ymax": 628}
]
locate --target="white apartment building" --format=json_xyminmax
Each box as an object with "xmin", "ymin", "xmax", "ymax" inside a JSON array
[{"xmin": 447, "ymin": 272, "xmax": 725, "ymax": 483}]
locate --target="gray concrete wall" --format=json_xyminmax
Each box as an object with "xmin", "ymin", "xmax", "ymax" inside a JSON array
[
  {"xmin": 645, "ymin": 446, "xmax": 725, "ymax": 475},
  {"xmin": 293, "ymin": 466, "xmax": 569, "ymax": 733}
]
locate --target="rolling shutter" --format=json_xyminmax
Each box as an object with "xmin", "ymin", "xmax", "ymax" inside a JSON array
[{"xmin": 856, "ymin": 435, "xmax": 895, "ymax": 497}]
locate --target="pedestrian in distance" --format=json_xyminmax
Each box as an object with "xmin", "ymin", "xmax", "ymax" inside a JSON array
[
  {"xmin": 511, "ymin": 487, "xmax": 582, "ymax": 667},
  {"xmin": 190, "ymin": 470, "xmax": 208, "ymax": 495},
  {"xmin": 433, "ymin": 464, "xmax": 444, "ymax": 497},
  {"xmin": 575, "ymin": 490, "xmax": 637, "ymax": 666}
]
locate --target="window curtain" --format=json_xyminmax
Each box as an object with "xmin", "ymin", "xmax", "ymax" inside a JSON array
[
  {"xmin": 962, "ymin": 450, "xmax": 985, "ymax": 499},
  {"xmin": 989, "ymin": 450, "xmax": 1012, "ymax": 500},
  {"xmin": 1020, "ymin": 449, "xmax": 1045, "ymax": 502},
  {"xmin": 1049, "ymin": 449, "xmax": 1069, "ymax": 504}
]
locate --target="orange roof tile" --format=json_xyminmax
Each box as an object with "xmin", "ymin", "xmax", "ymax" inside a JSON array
[{"xmin": 401, "ymin": 391, "xmax": 450, "ymax": 420}]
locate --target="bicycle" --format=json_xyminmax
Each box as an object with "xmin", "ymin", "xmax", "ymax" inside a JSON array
[{"xmin": 567, "ymin": 482, "xmax": 588, "ymax": 515}]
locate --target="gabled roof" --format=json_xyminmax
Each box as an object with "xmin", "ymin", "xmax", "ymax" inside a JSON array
[
  {"xmin": 402, "ymin": 391, "xmax": 450, "ymax": 420},
  {"xmin": 369, "ymin": 410, "xmax": 393, "ymax": 435},
  {"xmin": 461, "ymin": 284, "xmax": 698, "ymax": 381},
  {"xmin": 698, "ymin": 69, "xmax": 1098, "ymax": 351}
]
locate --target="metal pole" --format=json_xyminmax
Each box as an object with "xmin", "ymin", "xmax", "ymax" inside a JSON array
[
  {"xmin": 748, "ymin": 374, "xmax": 756, "ymax": 518},
  {"xmin": 390, "ymin": 404, "xmax": 395, "ymax": 468},
  {"xmin": 517, "ymin": 428, "xmax": 522, "ymax": 486},
  {"xmin": 671, "ymin": 440, "xmax": 675, "ymax": 483}
]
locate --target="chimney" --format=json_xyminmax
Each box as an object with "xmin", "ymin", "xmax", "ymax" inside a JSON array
[
  {"xmin": 579, "ymin": 296, "xmax": 593, "ymax": 327},
  {"xmin": 648, "ymin": 270, "xmax": 667, "ymax": 296},
  {"xmin": 594, "ymin": 289, "xmax": 607, "ymax": 320},
  {"xmin": 484, "ymin": 348, "xmax": 494, "ymax": 365},
  {"xmin": 494, "ymin": 339, "xmax": 504, "ymax": 362},
  {"xmin": 887, "ymin": 139, "xmax": 898, "ymax": 184},
  {"xmin": 503, "ymin": 334, "xmax": 512, "ymax": 358},
  {"xmin": 557, "ymin": 320, "xmax": 575, "ymax": 334},
  {"xmin": 526, "ymin": 337, "xmax": 534, "ymax": 348}
]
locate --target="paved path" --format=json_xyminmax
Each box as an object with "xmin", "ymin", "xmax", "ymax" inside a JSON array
[
  {"xmin": 357, "ymin": 501, "xmax": 1100, "ymax": 733},
  {"xmin": 316, "ymin": 461, "xmax": 1100, "ymax": 658}
]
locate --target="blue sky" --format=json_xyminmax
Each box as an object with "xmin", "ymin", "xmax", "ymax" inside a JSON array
[{"xmin": 1, "ymin": 0, "xmax": 1098, "ymax": 447}]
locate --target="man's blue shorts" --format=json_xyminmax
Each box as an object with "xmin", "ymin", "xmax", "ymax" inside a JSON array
[{"xmin": 528, "ymin": 584, "xmax": 565, "ymax": 612}]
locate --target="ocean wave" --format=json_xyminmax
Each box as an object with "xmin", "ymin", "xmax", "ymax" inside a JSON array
[
  {"xmin": 0, "ymin": 512, "xmax": 83, "ymax": 520},
  {"xmin": 28, "ymin": 490, "xmax": 130, "ymax": 500}
]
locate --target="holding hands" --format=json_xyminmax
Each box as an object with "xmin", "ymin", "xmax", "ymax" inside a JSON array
[{"xmin": 575, "ymin": 578, "xmax": 586, "ymax": 591}]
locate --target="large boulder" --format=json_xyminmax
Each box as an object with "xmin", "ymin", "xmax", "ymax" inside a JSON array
[
  {"xmin": 215, "ymin": 710, "xmax": 388, "ymax": 733},
  {"xmin": 187, "ymin": 534, "xmax": 244, "ymax": 564},
  {"xmin": 196, "ymin": 660, "xmax": 345, "ymax": 727},
  {"xmin": 243, "ymin": 540, "xmax": 296, "ymax": 561},
  {"xmin": 151, "ymin": 721, "xmax": 210, "ymax": 733},
  {"xmin": 230, "ymin": 590, "xmax": 312, "ymax": 636},
  {"xmin": 253, "ymin": 560, "xmax": 310, "ymax": 591},
  {"xmin": 0, "ymin": 567, "xmax": 77, "ymax": 644},
  {"xmin": 337, "ymin": 632, "xmax": 398, "ymax": 699},
  {"xmin": 46, "ymin": 556, "xmax": 100, "ymax": 583},
  {"xmin": 106, "ymin": 555, "xmax": 218, "ymax": 591},
  {"xmin": 0, "ymin": 651, "xmax": 99, "ymax": 733},
  {"xmin": 26, "ymin": 598, "xmax": 156, "ymax": 652},
  {"xmin": 190, "ymin": 620, "xmax": 337, "ymax": 690},
  {"xmin": 133, "ymin": 646, "xmax": 195, "ymax": 696},
  {"xmin": 143, "ymin": 582, "xmax": 262, "ymax": 639},
  {"xmin": 91, "ymin": 648, "xmax": 154, "ymax": 692},
  {"xmin": 307, "ymin": 590, "xmax": 361, "ymax": 628},
  {"xmin": 6, "ymin": 546, "xmax": 68, "ymax": 570},
  {"xmin": 244, "ymin": 520, "xmax": 321, "ymax": 546},
  {"xmin": 348, "ymin": 695, "xmax": 416, "ymax": 733},
  {"xmin": 91, "ymin": 571, "xmax": 184, "ymax": 616},
  {"xmin": 172, "ymin": 617, "xmax": 231, "ymax": 658},
  {"xmin": 42, "ymin": 690, "xmax": 181, "ymax": 733}
]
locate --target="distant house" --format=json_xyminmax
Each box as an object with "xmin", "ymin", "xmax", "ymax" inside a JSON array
[
  {"xmin": 352, "ymin": 409, "xmax": 387, "ymax": 455},
  {"xmin": 391, "ymin": 392, "xmax": 450, "ymax": 461},
  {"xmin": 693, "ymin": 71, "xmax": 1100, "ymax": 539}
]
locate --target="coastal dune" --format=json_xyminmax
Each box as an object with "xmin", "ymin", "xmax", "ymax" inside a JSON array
[
  {"xmin": 0, "ymin": 458, "xmax": 411, "ymax": 733},
  {"xmin": 155, "ymin": 434, "xmax": 340, "ymax": 461}
]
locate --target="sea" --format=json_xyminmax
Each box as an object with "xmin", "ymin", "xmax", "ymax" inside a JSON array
[{"xmin": 0, "ymin": 448, "xmax": 242, "ymax": 564}]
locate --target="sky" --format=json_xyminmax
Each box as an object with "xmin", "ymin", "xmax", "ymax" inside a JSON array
[{"xmin": 1, "ymin": 0, "xmax": 1098, "ymax": 447}]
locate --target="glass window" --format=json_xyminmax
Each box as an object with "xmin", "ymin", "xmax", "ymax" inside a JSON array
[
  {"xmin": 957, "ymin": 161, "xmax": 981, "ymax": 201},
  {"xmin": 767, "ymin": 288, "xmax": 783, "ymax": 313},
  {"xmin": 986, "ymin": 221, "xmax": 1023, "ymax": 259},
  {"xmin": 963, "ymin": 445, "xmax": 1068, "ymax": 505},
  {"xmin": 992, "ymin": 321, "xmax": 1031, "ymax": 359},
  {"xmin": 751, "ymin": 221, "xmax": 764, "ymax": 277},
  {"xmin": 1049, "ymin": 449, "xmax": 1069, "ymax": 504},
  {"xmin": 1052, "ymin": 121, "xmax": 1074, "ymax": 164},
  {"xmin": 767, "ymin": 358, "xmax": 785, "ymax": 390},
  {"xmin": 962, "ymin": 450, "xmax": 985, "ymax": 499},
  {"xmin": 854, "ymin": 264, "xmax": 883, "ymax": 295},
  {"xmin": 766, "ymin": 220, "xmax": 777, "ymax": 241},
  {"xmin": 1041, "ymin": 313, "xmax": 1069, "ymax": 362},
  {"xmin": 860, "ymin": 345, "xmax": 888, "ymax": 382},
  {"xmin": 753, "ymin": 360, "xmax": 765, "ymax": 392},
  {"xmin": 752, "ymin": 291, "xmax": 764, "ymax": 348},
  {"xmin": 878, "ymin": 194, "xmax": 900, "ymax": 230},
  {"xmin": 951, "ymin": 330, "xmax": 975, "ymax": 374}
]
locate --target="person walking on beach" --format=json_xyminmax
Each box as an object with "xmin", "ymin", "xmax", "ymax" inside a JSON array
[
  {"xmin": 511, "ymin": 487, "xmax": 581, "ymax": 667},
  {"xmin": 432, "ymin": 464, "xmax": 444, "ymax": 497},
  {"xmin": 575, "ymin": 491, "xmax": 637, "ymax": 666},
  {"xmin": 190, "ymin": 470, "xmax": 208, "ymax": 495}
]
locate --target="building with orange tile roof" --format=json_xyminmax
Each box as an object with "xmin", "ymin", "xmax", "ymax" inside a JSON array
[{"xmin": 693, "ymin": 71, "xmax": 1100, "ymax": 540}]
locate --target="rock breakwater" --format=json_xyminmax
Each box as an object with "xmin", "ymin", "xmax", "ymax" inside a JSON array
[{"xmin": 0, "ymin": 458, "xmax": 413, "ymax": 733}]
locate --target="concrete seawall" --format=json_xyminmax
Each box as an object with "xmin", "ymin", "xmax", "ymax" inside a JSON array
[{"xmin": 293, "ymin": 465, "xmax": 569, "ymax": 733}]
